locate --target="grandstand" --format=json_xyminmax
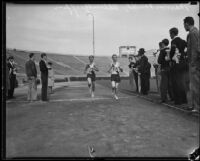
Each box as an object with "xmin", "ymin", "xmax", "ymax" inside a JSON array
[{"xmin": 6, "ymin": 49, "xmax": 156, "ymax": 84}]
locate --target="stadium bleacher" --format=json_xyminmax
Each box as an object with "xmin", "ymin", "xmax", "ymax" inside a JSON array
[{"xmin": 6, "ymin": 49, "xmax": 155, "ymax": 85}]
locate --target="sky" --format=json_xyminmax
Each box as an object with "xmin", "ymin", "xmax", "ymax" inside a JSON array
[{"xmin": 6, "ymin": 3, "xmax": 199, "ymax": 56}]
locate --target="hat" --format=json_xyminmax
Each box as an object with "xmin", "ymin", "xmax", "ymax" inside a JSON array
[
  {"xmin": 161, "ymin": 39, "xmax": 169, "ymax": 46},
  {"xmin": 138, "ymin": 48, "xmax": 145, "ymax": 56},
  {"xmin": 8, "ymin": 56, "xmax": 14, "ymax": 60}
]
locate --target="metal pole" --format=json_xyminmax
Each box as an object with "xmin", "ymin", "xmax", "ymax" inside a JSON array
[
  {"xmin": 92, "ymin": 15, "xmax": 95, "ymax": 56},
  {"xmin": 87, "ymin": 12, "xmax": 95, "ymax": 56}
]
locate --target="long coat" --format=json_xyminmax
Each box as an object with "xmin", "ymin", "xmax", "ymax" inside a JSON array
[
  {"xmin": 169, "ymin": 37, "xmax": 188, "ymax": 104},
  {"xmin": 39, "ymin": 60, "xmax": 48, "ymax": 100},
  {"xmin": 187, "ymin": 26, "xmax": 200, "ymax": 111},
  {"xmin": 48, "ymin": 68, "xmax": 55, "ymax": 87}
]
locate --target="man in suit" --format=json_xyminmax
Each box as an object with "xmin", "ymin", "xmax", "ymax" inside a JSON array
[
  {"xmin": 158, "ymin": 39, "xmax": 172, "ymax": 103},
  {"xmin": 7, "ymin": 56, "xmax": 17, "ymax": 99},
  {"xmin": 137, "ymin": 48, "xmax": 150, "ymax": 95},
  {"xmin": 169, "ymin": 27, "xmax": 188, "ymax": 105},
  {"xmin": 25, "ymin": 53, "xmax": 37, "ymax": 102},
  {"xmin": 184, "ymin": 16, "xmax": 200, "ymax": 112},
  {"xmin": 39, "ymin": 53, "xmax": 48, "ymax": 101}
]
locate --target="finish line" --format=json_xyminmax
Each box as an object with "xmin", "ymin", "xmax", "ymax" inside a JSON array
[{"xmin": 6, "ymin": 96, "xmax": 135, "ymax": 104}]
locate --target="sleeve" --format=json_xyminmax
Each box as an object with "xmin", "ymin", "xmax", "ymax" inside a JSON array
[
  {"xmin": 190, "ymin": 31, "xmax": 200, "ymax": 60},
  {"xmin": 33, "ymin": 62, "xmax": 37, "ymax": 77},
  {"xmin": 158, "ymin": 51, "xmax": 164, "ymax": 64},
  {"xmin": 170, "ymin": 41, "xmax": 177, "ymax": 60}
]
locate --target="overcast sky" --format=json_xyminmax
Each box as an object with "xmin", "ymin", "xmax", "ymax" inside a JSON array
[{"xmin": 6, "ymin": 3, "xmax": 199, "ymax": 56}]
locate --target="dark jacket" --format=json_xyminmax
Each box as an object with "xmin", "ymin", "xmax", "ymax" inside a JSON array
[
  {"xmin": 25, "ymin": 59, "xmax": 37, "ymax": 78},
  {"xmin": 170, "ymin": 37, "xmax": 187, "ymax": 71},
  {"xmin": 158, "ymin": 47, "xmax": 170, "ymax": 70},
  {"xmin": 137, "ymin": 55, "xmax": 148, "ymax": 74},
  {"xmin": 39, "ymin": 60, "xmax": 48, "ymax": 77}
]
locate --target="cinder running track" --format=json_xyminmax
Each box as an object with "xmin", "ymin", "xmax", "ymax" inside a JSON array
[{"xmin": 6, "ymin": 81, "xmax": 199, "ymax": 157}]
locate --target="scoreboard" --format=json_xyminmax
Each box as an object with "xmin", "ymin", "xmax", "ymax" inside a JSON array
[{"xmin": 119, "ymin": 46, "xmax": 136, "ymax": 57}]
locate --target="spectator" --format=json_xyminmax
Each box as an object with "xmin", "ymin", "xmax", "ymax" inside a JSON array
[
  {"xmin": 133, "ymin": 55, "xmax": 140, "ymax": 93},
  {"xmin": 39, "ymin": 53, "xmax": 49, "ymax": 101},
  {"xmin": 137, "ymin": 48, "xmax": 150, "ymax": 95},
  {"xmin": 184, "ymin": 16, "xmax": 200, "ymax": 112},
  {"xmin": 146, "ymin": 60, "xmax": 151, "ymax": 93},
  {"xmin": 158, "ymin": 39, "xmax": 172, "ymax": 103},
  {"xmin": 169, "ymin": 27, "xmax": 187, "ymax": 105},
  {"xmin": 128, "ymin": 56, "xmax": 135, "ymax": 90},
  {"xmin": 47, "ymin": 62, "xmax": 55, "ymax": 94},
  {"xmin": 153, "ymin": 42, "xmax": 163, "ymax": 94},
  {"xmin": 7, "ymin": 56, "xmax": 17, "ymax": 99},
  {"xmin": 25, "ymin": 53, "xmax": 37, "ymax": 102},
  {"xmin": 6, "ymin": 57, "xmax": 10, "ymax": 99}
]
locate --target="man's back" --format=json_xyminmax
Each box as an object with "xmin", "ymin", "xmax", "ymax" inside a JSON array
[{"xmin": 25, "ymin": 60, "xmax": 37, "ymax": 77}]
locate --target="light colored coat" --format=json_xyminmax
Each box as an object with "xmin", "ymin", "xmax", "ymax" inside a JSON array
[
  {"xmin": 48, "ymin": 68, "xmax": 55, "ymax": 87},
  {"xmin": 187, "ymin": 26, "xmax": 200, "ymax": 111}
]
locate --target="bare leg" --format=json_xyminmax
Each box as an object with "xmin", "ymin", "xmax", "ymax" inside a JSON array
[
  {"xmin": 115, "ymin": 83, "xmax": 119, "ymax": 99},
  {"xmin": 91, "ymin": 81, "xmax": 95, "ymax": 97},
  {"xmin": 111, "ymin": 81, "xmax": 115, "ymax": 95},
  {"xmin": 87, "ymin": 77, "xmax": 93, "ymax": 97}
]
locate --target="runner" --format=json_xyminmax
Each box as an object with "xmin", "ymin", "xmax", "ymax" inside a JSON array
[
  {"xmin": 84, "ymin": 55, "xmax": 99, "ymax": 98},
  {"xmin": 107, "ymin": 54, "xmax": 123, "ymax": 100}
]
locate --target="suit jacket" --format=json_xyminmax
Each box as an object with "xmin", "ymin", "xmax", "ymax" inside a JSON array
[
  {"xmin": 170, "ymin": 37, "xmax": 187, "ymax": 60},
  {"xmin": 137, "ymin": 55, "xmax": 149, "ymax": 74},
  {"xmin": 187, "ymin": 26, "xmax": 200, "ymax": 69},
  {"xmin": 158, "ymin": 47, "xmax": 170, "ymax": 70},
  {"xmin": 39, "ymin": 60, "xmax": 48, "ymax": 78},
  {"xmin": 25, "ymin": 59, "xmax": 37, "ymax": 78},
  {"xmin": 169, "ymin": 37, "xmax": 187, "ymax": 71}
]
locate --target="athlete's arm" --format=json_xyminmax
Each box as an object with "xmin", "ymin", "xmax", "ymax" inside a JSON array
[
  {"xmin": 107, "ymin": 65, "xmax": 112, "ymax": 73},
  {"xmin": 119, "ymin": 66, "xmax": 123, "ymax": 72},
  {"xmin": 84, "ymin": 64, "xmax": 89, "ymax": 74}
]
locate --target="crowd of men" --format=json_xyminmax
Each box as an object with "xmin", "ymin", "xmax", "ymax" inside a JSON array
[
  {"xmin": 153, "ymin": 16, "xmax": 199, "ymax": 112},
  {"xmin": 6, "ymin": 53, "xmax": 55, "ymax": 102},
  {"xmin": 128, "ymin": 16, "xmax": 199, "ymax": 112}
]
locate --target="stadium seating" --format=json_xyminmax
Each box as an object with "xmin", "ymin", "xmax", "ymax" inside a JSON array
[{"xmin": 6, "ymin": 49, "xmax": 155, "ymax": 82}]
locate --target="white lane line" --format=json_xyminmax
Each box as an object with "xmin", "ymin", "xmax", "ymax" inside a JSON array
[
  {"xmin": 51, "ymin": 96, "xmax": 133, "ymax": 102},
  {"xmin": 6, "ymin": 96, "xmax": 135, "ymax": 103},
  {"xmin": 162, "ymin": 103, "xmax": 193, "ymax": 113}
]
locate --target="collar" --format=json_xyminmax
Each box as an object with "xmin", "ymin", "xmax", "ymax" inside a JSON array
[
  {"xmin": 42, "ymin": 59, "xmax": 47, "ymax": 63},
  {"xmin": 172, "ymin": 36, "xmax": 178, "ymax": 41},
  {"xmin": 9, "ymin": 60, "xmax": 13, "ymax": 65},
  {"xmin": 189, "ymin": 26, "xmax": 196, "ymax": 32}
]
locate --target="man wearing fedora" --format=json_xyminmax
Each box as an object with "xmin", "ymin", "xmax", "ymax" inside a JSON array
[{"xmin": 137, "ymin": 48, "xmax": 151, "ymax": 95}]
